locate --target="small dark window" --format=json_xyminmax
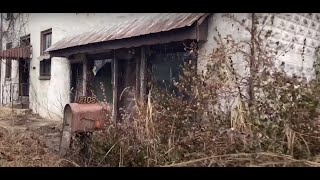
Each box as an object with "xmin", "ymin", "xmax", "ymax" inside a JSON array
[
  {"xmin": 5, "ymin": 43, "xmax": 12, "ymax": 79},
  {"xmin": 20, "ymin": 35, "xmax": 30, "ymax": 47},
  {"xmin": 6, "ymin": 42, "xmax": 12, "ymax": 50},
  {"xmin": 39, "ymin": 29, "xmax": 52, "ymax": 80},
  {"xmin": 40, "ymin": 59, "xmax": 51, "ymax": 79}
]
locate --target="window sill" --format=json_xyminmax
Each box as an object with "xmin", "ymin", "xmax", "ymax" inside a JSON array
[{"xmin": 39, "ymin": 76, "xmax": 51, "ymax": 80}]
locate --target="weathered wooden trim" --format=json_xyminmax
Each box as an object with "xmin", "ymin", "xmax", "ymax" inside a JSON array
[{"xmin": 111, "ymin": 51, "xmax": 118, "ymax": 123}]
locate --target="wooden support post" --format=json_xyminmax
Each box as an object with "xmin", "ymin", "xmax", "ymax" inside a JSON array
[
  {"xmin": 111, "ymin": 51, "xmax": 118, "ymax": 123},
  {"xmin": 11, "ymin": 83, "xmax": 13, "ymax": 109},
  {"xmin": 82, "ymin": 56, "xmax": 87, "ymax": 96},
  {"xmin": 135, "ymin": 53, "xmax": 140, "ymax": 101},
  {"xmin": 140, "ymin": 47, "xmax": 146, "ymax": 103}
]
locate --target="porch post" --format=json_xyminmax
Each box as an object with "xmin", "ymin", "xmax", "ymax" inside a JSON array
[
  {"xmin": 82, "ymin": 55, "xmax": 87, "ymax": 96},
  {"xmin": 135, "ymin": 50, "xmax": 140, "ymax": 100},
  {"xmin": 140, "ymin": 46, "xmax": 146, "ymax": 102},
  {"xmin": 111, "ymin": 50, "xmax": 118, "ymax": 123}
]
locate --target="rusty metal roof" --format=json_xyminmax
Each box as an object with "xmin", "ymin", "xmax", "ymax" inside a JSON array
[
  {"xmin": 46, "ymin": 13, "xmax": 206, "ymax": 52},
  {"xmin": 0, "ymin": 46, "xmax": 31, "ymax": 59}
]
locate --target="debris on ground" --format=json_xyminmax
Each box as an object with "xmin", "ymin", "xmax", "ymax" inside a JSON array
[
  {"xmin": 0, "ymin": 127, "xmax": 63, "ymax": 167},
  {"xmin": 0, "ymin": 108, "xmax": 78, "ymax": 167}
]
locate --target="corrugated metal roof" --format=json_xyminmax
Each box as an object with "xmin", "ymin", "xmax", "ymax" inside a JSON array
[
  {"xmin": 0, "ymin": 46, "xmax": 31, "ymax": 59},
  {"xmin": 46, "ymin": 13, "xmax": 206, "ymax": 52}
]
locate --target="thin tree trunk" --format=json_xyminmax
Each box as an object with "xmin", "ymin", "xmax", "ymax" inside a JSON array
[{"xmin": 248, "ymin": 13, "xmax": 256, "ymax": 108}]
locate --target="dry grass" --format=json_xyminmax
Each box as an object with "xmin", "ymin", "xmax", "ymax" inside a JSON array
[
  {"xmin": 163, "ymin": 152, "xmax": 320, "ymax": 167},
  {"xmin": 0, "ymin": 127, "xmax": 74, "ymax": 167}
]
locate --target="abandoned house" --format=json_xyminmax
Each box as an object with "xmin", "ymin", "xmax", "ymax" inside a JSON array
[{"xmin": 0, "ymin": 13, "xmax": 319, "ymax": 121}]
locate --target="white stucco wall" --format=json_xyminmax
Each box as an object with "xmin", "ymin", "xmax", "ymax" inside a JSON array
[
  {"xmin": 198, "ymin": 13, "xmax": 320, "ymax": 80},
  {"xmin": 0, "ymin": 13, "xmax": 155, "ymax": 121},
  {"xmin": 30, "ymin": 13, "xmax": 157, "ymax": 121}
]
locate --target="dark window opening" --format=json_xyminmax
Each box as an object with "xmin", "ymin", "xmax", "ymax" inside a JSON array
[
  {"xmin": 39, "ymin": 59, "xmax": 51, "ymax": 80},
  {"xmin": 89, "ymin": 58, "xmax": 113, "ymax": 103},
  {"xmin": 40, "ymin": 29, "xmax": 52, "ymax": 80},
  {"xmin": 149, "ymin": 42, "xmax": 192, "ymax": 95},
  {"xmin": 20, "ymin": 34, "xmax": 30, "ymax": 47},
  {"xmin": 5, "ymin": 42, "xmax": 12, "ymax": 79},
  {"xmin": 6, "ymin": 42, "xmax": 12, "ymax": 50}
]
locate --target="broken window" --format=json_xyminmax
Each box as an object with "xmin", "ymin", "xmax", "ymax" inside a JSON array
[
  {"xmin": 39, "ymin": 29, "xmax": 52, "ymax": 80},
  {"xmin": 92, "ymin": 59, "xmax": 112, "ymax": 103}
]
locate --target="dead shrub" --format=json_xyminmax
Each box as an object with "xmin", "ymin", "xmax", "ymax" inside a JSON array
[{"xmin": 71, "ymin": 13, "xmax": 320, "ymax": 167}]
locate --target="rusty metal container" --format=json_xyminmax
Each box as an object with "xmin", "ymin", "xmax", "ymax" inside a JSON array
[
  {"xmin": 63, "ymin": 103, "xmax": 112, "ymax": 133},
  {"xmin": 59, "ymin": 102, "xmax": 111, "ymax": 156}
]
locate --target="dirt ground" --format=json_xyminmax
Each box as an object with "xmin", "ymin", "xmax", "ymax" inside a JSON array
[
  {"xmin": 0, "ymin": 107, "xmax": 71, "ymax": 166},
  {"xmin": 0, "ymin": 107, "xmax": 62, "ymax": 154}
]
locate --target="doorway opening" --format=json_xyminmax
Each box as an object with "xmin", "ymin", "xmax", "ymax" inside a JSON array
[
  {"xmin": 118, "ymin": 58, "xmax": 137, "ymax": 121},
  {"xmin": 18, "ymin": 58, "xmax": 30, "ymax": 108},
  {"xmin": 70, "ymin": 62, "xmax": 83, "ymax": 103}
]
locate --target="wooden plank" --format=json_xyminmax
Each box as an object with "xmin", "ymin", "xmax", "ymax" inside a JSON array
[
  {"xmin": 111, "ymin": 51, "xmax": 118, "ymax": 123},
  {"xmin": 140, "ymin": 47, "xmax": 146, "ymax": 102}
]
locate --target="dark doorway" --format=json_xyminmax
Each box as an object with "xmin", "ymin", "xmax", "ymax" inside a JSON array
[
  {"xmin": 18, "ymin": 58, "xmax": 30, "ymax": 97},
  {"xmin": 118, "ymin": 59, "xmax": 136, "ymax": 121},
  {"xmin": 70, "ymin": 62, "xmax": 83, "ymax": 103}
]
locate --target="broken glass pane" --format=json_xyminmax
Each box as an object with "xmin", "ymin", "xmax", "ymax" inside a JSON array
[{"xmin": 92, "ymin": 59, "xmax": 112, "ymax": 76}]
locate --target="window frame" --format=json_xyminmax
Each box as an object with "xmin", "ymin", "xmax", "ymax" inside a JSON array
[
  {"xmin": 40, "ymin": 28, "xmax": 52, "ymax": 55},
  {"xmin": 39, "ymin": 29, "xmax": 52, "ymax": 80},
  {"xmin": 39, "ymin": 59, "xmax": 51, "ymax": 80}
]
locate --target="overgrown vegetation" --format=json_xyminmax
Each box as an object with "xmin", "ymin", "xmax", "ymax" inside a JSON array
[{"xmin": 67, "ymin": 14, "xmax": 320, "ymax": 166}]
